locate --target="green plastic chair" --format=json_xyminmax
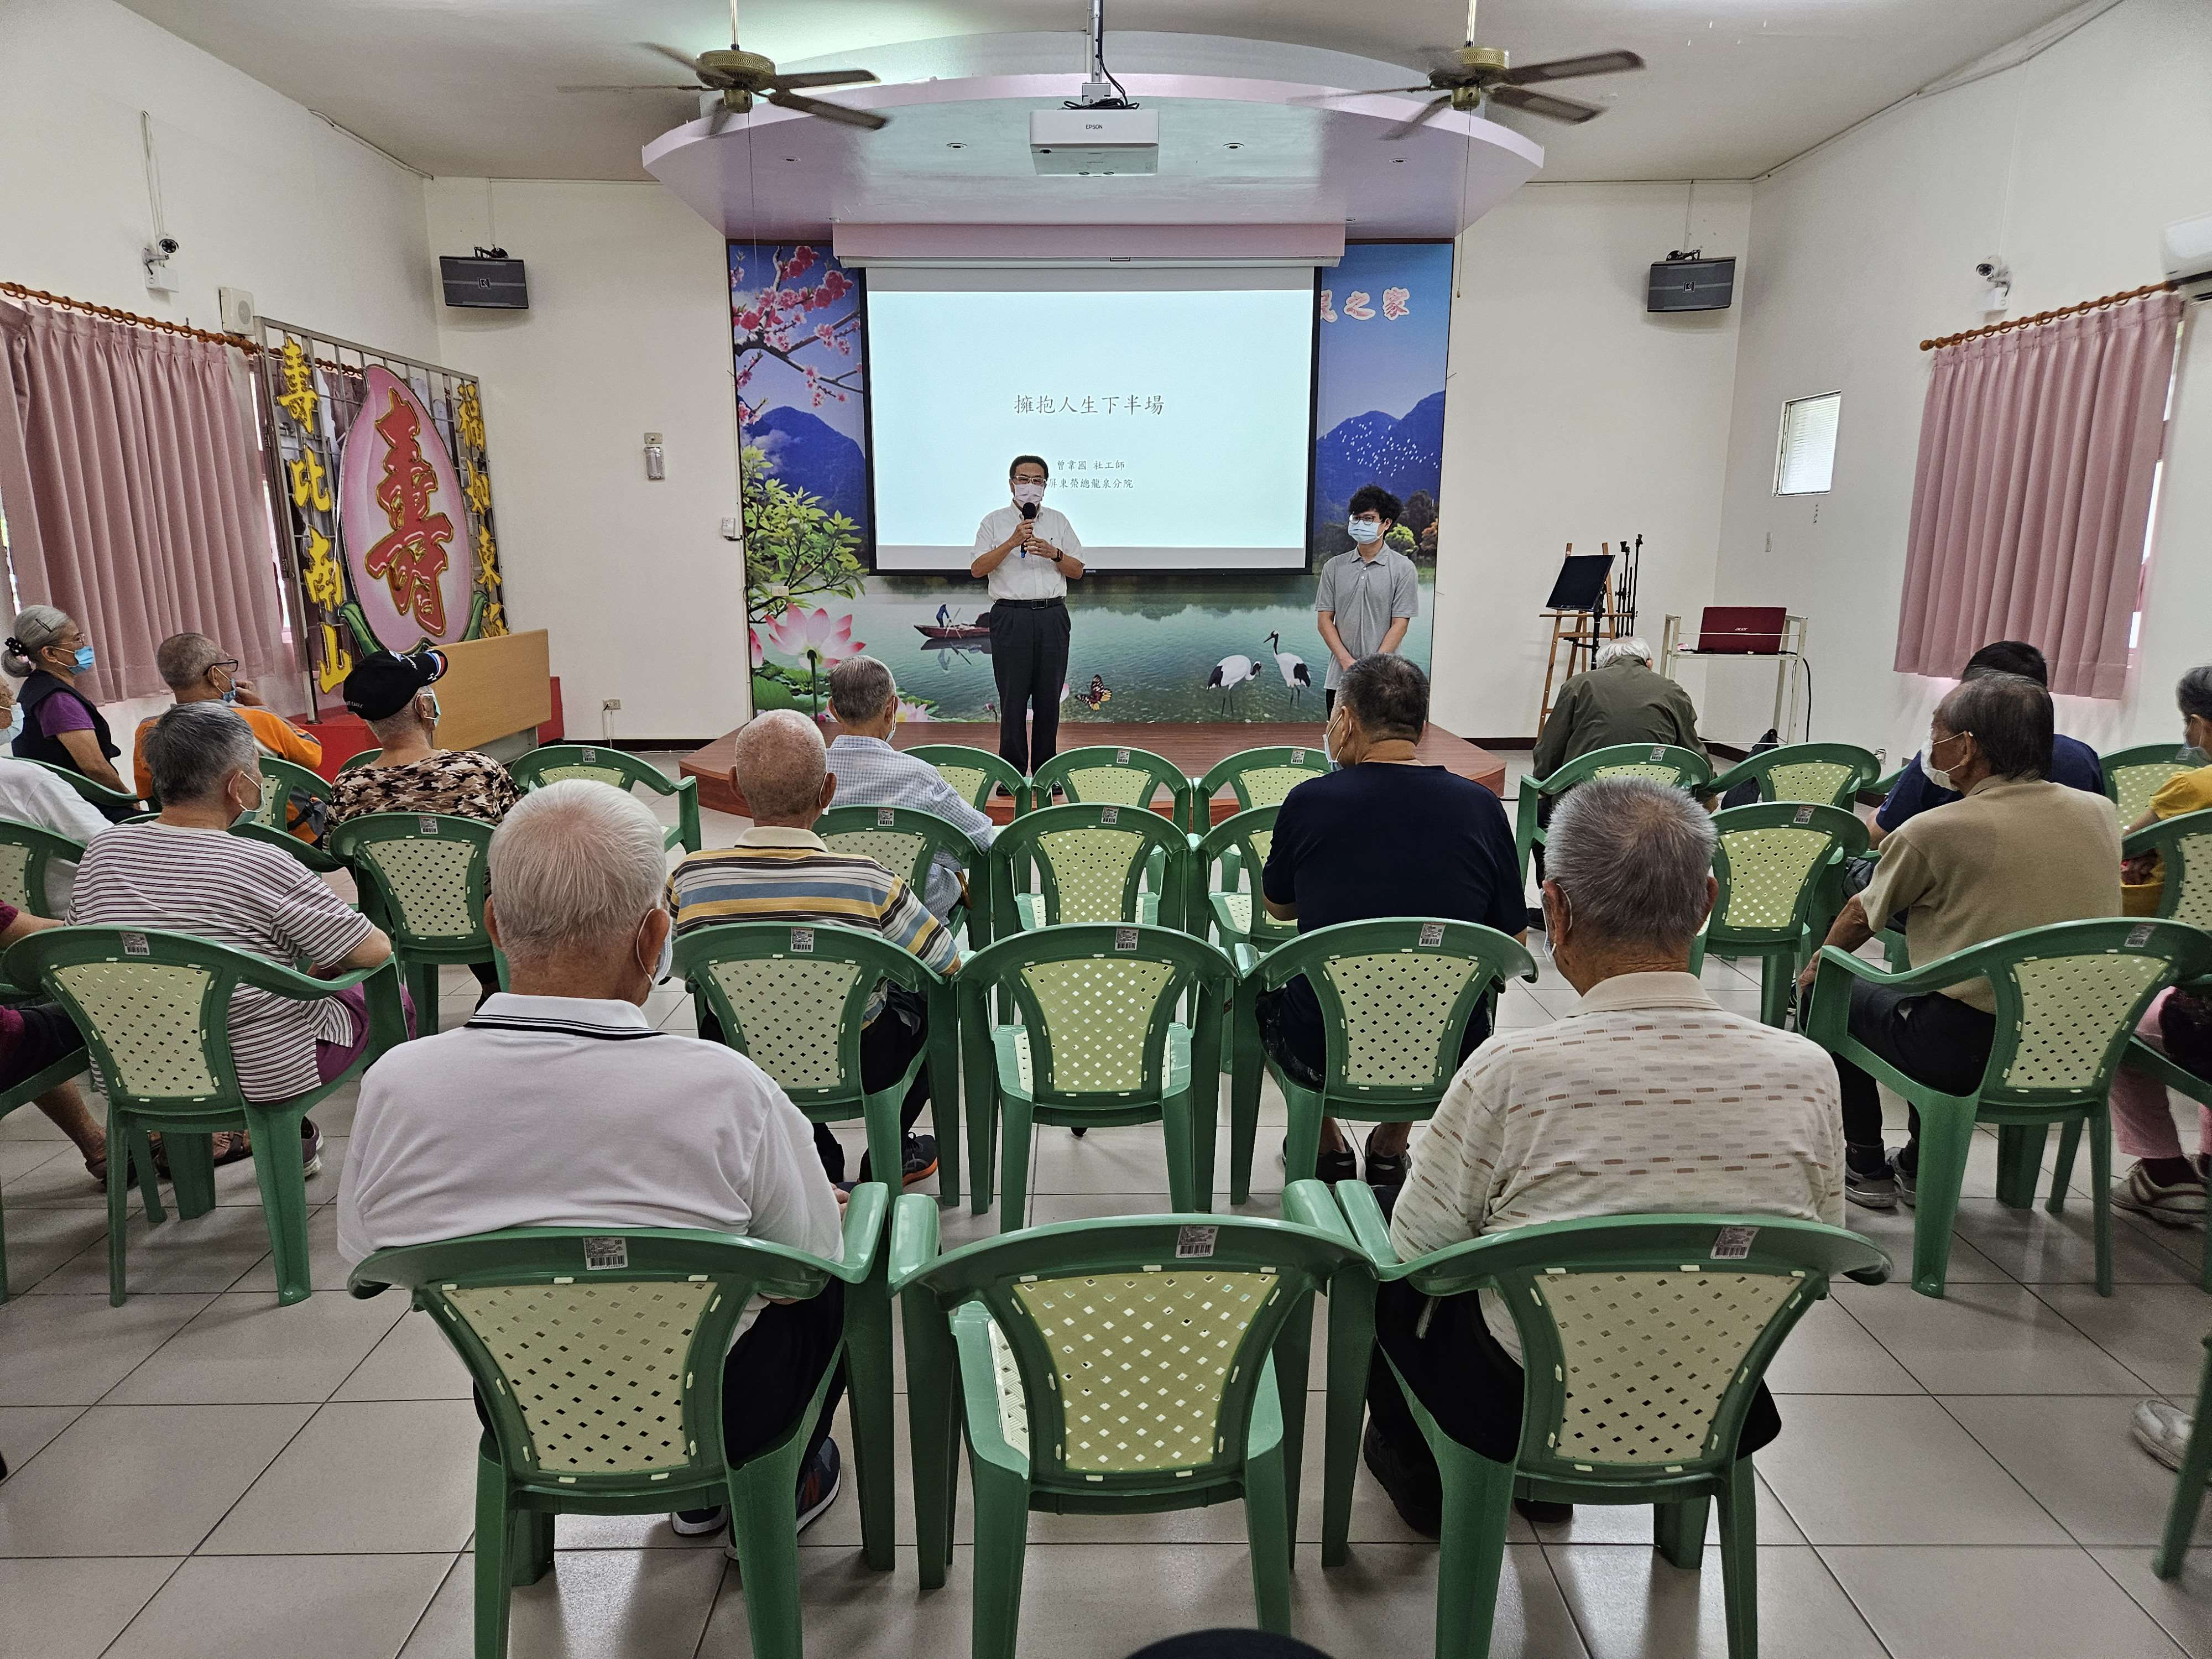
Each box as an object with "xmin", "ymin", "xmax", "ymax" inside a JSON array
[
  {"xmin": 1227, "ymin": 918, "xmax": 1537, "ymax": 1207},
  {"xmin": 3, "ymin": 926, "xmax": 406, "ymax": 1306},
  {"xmin": 328, "ymin": 813, "xmax": 498, "ymax": 1039},
  {"xmin": 22, "ymin": 757, "xmax": 142, "ymax": 815},
  {"xmin": 2104, "ymin": 744, "xmax": 2194, "ymax": 825},
  {"xmin": 906, "ymin": 744, "xmax": 1030, "ymax": 816},
  {"xmin": 1191, "ymin": 745, "xmax": 1331, "ymax": 830},
  {"xmin": 0, "ymin": 815, "xmax": 86, "ymax": 917},
  {"xmin": 227, "ymin": 753, "xmax": 347, "ymax": 874},
  {"xmin": 888, "ymin": 1186, "xmax": 1365, "ymax": 1656},
  {"xmin": 987, "ymin": 801, "xmax": 1192, "ymax": 933},
  {"xmin": 510, "ymin": 744, "xmax": 701, "ymax": 854},
  {"xmin": 2155, "ymin": 1333, "xmax": 2212, "ymax": 1578},
  {"xmin": 1513, "ymin": 743, "xmax": 1713, "ymax": 889},
  {"xmin": 1692, "ymin": 803, "xmax": 1870, "ymax": 1027},
  {"xmin": 675, "ymin": 920, "xmax": 963, "ymax": 1208},
  {"xmin": 956, "ymin": 923, "xmax": 1234, "ymax": 1225},
  {"xmin": 1323, "ymin": 1185, "xmax": 1889, "ymax": 1659},
  {"xmin": 1191, "ymin": 805, "xmax": 1293, "ymax": 955},
  {"xmin": 347, "ymin": 1194, "xmax": 895, "ymax": 1659},
  {"xmin": 337, "ymin": 747, "xmax": 383, "ymax": 772},
  {"xmin": 0, "ymin": 1047, "xmax": 154, "ymax": 1302},
  {"xmin": 814, "ymin": 804, "xmax": 992, "ymax": 947},
  {"xmin": 2122, "ymin": 808, "xmax": 2212, "ymax": 928},
  {"xmin": 1806, "ymin": 917, "xmax": 2212, "ymax": 1297},
  {"xmin": 1709, "ymin": 742, "xmax": 1882, "ymax": 808},
  {"xmin": 1030, "ymin": 744, "xmax": 1197, "ymax": 831}
]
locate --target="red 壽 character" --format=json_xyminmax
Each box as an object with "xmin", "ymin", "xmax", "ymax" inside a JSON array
[{"xmin": 362, "ymin": 389, "xmax": 453, "ymax": 635}]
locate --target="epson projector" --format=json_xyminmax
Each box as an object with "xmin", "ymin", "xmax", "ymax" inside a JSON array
[{"xmin": 1030, "ymin": 107, "xmax": 1160, "ymax": 176}]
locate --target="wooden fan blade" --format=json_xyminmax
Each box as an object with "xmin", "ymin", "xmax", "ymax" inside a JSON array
[
  {"xmin": 642, "ymin": 41, "xmax": 724, "ymax": 82},
  {"xmin": 765, "ymin": 69, "xmax": 880, "ymax": 90},
  {"xmin": 765, "ymin": 90, "xmax": 888, "ymax": 131},
  {"xmin": 1296, "ymin": 84, "xmax": 1435, "ymax": 102},
  {"xmin": 1381, "ymin": 95, "xmax": 1453, "ymax": 142},
  {"xmin": 557, "ymin": 83, "xmax": 704, "ymax": 93},
  {"xmin": 1496, "ymin": 49, "xmax": 1644, "ymax": 86},
  {"xmin": 1485, "ymin": 83, "xmax": 1604, "ymax": 123},
  {"xmin": 706, "ymin": 98, "xmax": 738, "ymax": 136}
]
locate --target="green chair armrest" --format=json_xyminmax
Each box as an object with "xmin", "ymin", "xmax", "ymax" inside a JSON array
[
  {"xmin": 1705, "ymin": 756, "xmax": 1757, "ymax": 799},
  {"xmin": 1334, "ymin": 1178, "xmax": 1401, "ymax": 1269},
  {"xmin": 1232, "ymin": 942, "xmax": 1263, "ymax": 977},
  {"xmin": 1279, "ymin": 1177, "xmax": 1355, "ymax": 1243},
  {"xmin": 889, "ymin": 1188, "xmax": 943, "ymax": 1291},
  {"xmin": 831, "ymin": 1181, "xmax": 891, "ymax": 1284}
]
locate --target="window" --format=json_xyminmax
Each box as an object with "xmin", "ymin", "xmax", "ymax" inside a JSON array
[{"xmin": 1773, "ymin": 392, "xmax": 1841, "ymax": 495}]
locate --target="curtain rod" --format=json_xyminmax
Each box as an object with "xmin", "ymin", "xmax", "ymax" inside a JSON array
[
  {"xmin": 1920, "ymin": 279, "xmax": 2178, "ymax": 351},
  {"xmin": 0, "ymin": 280, "xmax": 256, "ymax": 352}
]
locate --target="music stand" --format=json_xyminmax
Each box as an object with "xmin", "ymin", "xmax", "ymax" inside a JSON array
[{"xmin": 1536, "ymin": 548, "xmax": 1616, "ymax": 732}]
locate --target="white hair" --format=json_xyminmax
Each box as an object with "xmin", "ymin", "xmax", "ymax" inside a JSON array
[
  {"xmin": 1547, "ymin": 777, "xmax": 1714, "ymax": 950},
  {"xmin": 1595, "ymin": 636, "xmax": 1653, "ymax": 670},
  {"xmin": 487, "ymin": 780, "xmax": 668, "ymax": 962}
]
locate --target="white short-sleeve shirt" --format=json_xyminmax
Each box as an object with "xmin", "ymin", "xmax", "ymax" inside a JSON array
[{"xmin": 974, "ymin": 503, "xmax": 1082, "ymax": 601}]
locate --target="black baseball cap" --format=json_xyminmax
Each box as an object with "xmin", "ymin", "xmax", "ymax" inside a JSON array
[{"xmin": 343, "ymin": 649, "xmax": 448, "ymax": 720}]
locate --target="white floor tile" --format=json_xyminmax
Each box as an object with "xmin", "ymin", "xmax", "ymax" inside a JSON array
[
  {"xmin": 0, "ymin": 1292, "xmax": 216, "ymax": 1405},
  {"xmin": 1819, "ymin": 1544, "xmax": 2192, "ymax": 1659},
  {"xmin": 1546, "ymin": 1543, "xmax": 1885, "ymax": 1659},
  {"xmin": 330, "ymin": 1307, "xmax": 473, "ymax": 1401},
  {"xmin": 2030, "ymin": 1283, "xmax": 2212, "ymax": 1394},
  {"xmin": 102, "ymin": 1291, "xmax": 408, "ymax": 1405},
  {"xmin": 1941, "ymin": 1394, "xmax": 2205, "ymax": 1547},
  {"xmin": 0, "ymin": 1557, "xmax": 182, "ymax": 1659},
  {"xmin": 400, "ymin": 1547, "xmax": 728, "ymax": 1659},
  {"xmin": 203, "ymin": 1399, "xmax": 483, "ymax": 1556},
  {"xmin": 103, "ymin": 1552, "xmax": 452, "ymax": 1659},
  {"xmin": 2089, "ymin": 1547, "xmax": 2212, "ymax": 1659},
  {"xmin": 1833, "ymin": 1280, "xmax": 2153, "ymax": 1394}
]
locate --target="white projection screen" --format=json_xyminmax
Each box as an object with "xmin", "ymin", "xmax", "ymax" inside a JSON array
[{"xmin": 864, "ymin": 268, "xmax": 1318, "ymax": 571}]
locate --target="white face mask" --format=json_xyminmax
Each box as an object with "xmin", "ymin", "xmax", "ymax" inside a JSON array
[
  {"xmin": 231, "ymin": 773, "xmax": 265, "ymax": 827},
  {"xmin": 421, "ymin": 691, "xmax": 441, "ymax": 726},
  {"xmin": 639, "ymin": 910, "xmax": 674, "ymax": 988},
  {"xmin": 1919, "ymin": 735, "xmax": 1967, "ymax": 794},
  {"xmin": 1347, "ymin": 518, "xmax": 1382, "ymax": 545},
  {"xmin": 1011, "ymin": 481, "xmax": 1045, "ymax": 507}
]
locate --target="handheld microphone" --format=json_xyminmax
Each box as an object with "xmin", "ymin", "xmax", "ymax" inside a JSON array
[{"xmin": 1020, "ymin": 502, "xmax": 1039, "ymax": 521}]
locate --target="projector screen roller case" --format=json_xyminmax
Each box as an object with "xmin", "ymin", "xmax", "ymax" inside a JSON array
[{"xmin": 864, "ymin": 268, "xmax": 1318, "ymax": 571}]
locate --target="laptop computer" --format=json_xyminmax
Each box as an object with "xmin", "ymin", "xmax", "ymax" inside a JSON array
[{"xmin": 1695, "ymin": 606, "xmax": 1788, "ymax": 655}]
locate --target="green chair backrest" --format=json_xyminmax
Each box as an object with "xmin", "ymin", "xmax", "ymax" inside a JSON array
[
  {"xmin": 337, "ymin": 747, "xmax": 383, "ymax": 773},
  {"xmin": 2104, "ymin": 745, "xmax": 2194, "ymax": 825},
  {"xmin": 0, "ymin": 815, "xmax": 84, "ymax": 916},
  {"xmin": 244, "ymin": 755, "xmax": 333, "ymax": 838},
  {"xmin": 674, "ymin": 920, "xmax": 945, "ymax": 1109},
  {"xmin": 510, "ymin": 743, "xmax": 674, "ymax": 799},
  {"xmin": 813, "ymin": 806, "xmax": 985, "ymax": 900},
  {"xmin": 1193, "ymin": 747, "xmax": 1330, "ymax": 816},
  {"xmin": 1191, "ymin": 805, "xmax": 1286, "ymax": 940},
  {"xmin": 22, "ymin": 757, "xmax": 141, "ymax": 814},
  {"xmin": 906, "ymin": 744, "xmax": 1027, "ymax": 814},
  {"xmin": 327, "ymin": 813, "xmax": 494, "ymax": 952},
  {"xmin": 1714, "ymin": 743, "xmax": 1882, "ymax": 808},
  {"xmin": 1390, "ymin": 1213, "xmax": 1886, "ymax": 1488},
  {"xmin": 2127, "ymin": 808, "xmax": 2212, "ymax": 928},
  {"xmin": 990, "ymin": 802, "xmax": 1191, "ymax": 928},
  {"xmin": 1031, "ymin": 745, "xmax": 1196, "ymax": 827},
  {"xmin": 958, "ymin": 924, "xmax": 1233, "ymax": 1105},
  {"xmin": 1244, "ymin": 918, "xmax": 1536, "ymax": 1110},
  {"xmin": 1708, "ymin": 802, "xmax": 1869, "ymax": 942},
  {"xmin": 1533, "ymin": 743, "xmax": 1713, "ymax": 797},
  {"xmin": 349, "ymin": 1227, "xmax": 846, "ymax": 1494},
  {"xmin": 896, "ymin": 1211, "xmax": 1357, "ymax": 1497}
]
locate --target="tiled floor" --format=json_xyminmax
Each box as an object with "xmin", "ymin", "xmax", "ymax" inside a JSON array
[{"xmin": 3, "ymin": 754, "xmax": 2210, "ymax": 1657}]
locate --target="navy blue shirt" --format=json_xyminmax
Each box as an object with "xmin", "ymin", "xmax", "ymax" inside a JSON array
[
  {"xmin": 1876, "ymin": 733, "xmax": 2103, "ymax": 832},
  {"xmin": 1260, "ymin": 763, "xmax": 1525, "ymax": 1069}
]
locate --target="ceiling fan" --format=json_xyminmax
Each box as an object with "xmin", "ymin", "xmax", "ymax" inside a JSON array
[
  {"xmin": 1318, "ymin": 0, "xmax": 1644, "ymax": 139},
  {"xmin": 559, "ymin": 0, "xmax": 888, "ymax": 135}
]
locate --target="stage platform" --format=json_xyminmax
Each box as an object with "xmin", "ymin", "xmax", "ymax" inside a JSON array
[{"xmin": 680, "ymin": 721, "xmax": 1507, "ymax": 822}]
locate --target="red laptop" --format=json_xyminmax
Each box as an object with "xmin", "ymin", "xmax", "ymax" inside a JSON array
[{"xmin": 1695, "ymin": 606, "xmax": 1788, "ymax": 655}]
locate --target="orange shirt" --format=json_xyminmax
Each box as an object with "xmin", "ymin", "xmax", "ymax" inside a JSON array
[{"xmin": 134, "ymin": 703, "xmax": 324, "ymax": 837}]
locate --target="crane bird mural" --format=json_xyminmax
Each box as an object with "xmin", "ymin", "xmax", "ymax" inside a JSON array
[
  {"xmin": 1264, "ymin": 632, "xmax": 1312, "ymax": 708},
  {"xmin": 1207, "ymin": 653, "xmax": 1262, "ymax": 714}
]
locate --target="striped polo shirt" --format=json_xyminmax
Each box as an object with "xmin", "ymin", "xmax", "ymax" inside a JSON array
[{"xmin": 665, "ymin": 827, "xmax": 961, "ymax": 1021}]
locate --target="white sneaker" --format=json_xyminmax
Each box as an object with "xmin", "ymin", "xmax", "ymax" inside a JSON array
[
  {"xmin": 2134, "ymin": 1398, "xmax": 2198, "ymax": 1473},
  {"xmin": 2112, "ymin": 1163, "xmax": 2207, "ymax": 1227}
]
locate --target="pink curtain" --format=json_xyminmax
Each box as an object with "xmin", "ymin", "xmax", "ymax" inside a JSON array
[
  {"xmin": 1893, "ymin": 289, "xmax": 2182, "ymax": 700},
  {"xmin": 0, "ymin": 300, "xmax": 299, "ymax": 711}
]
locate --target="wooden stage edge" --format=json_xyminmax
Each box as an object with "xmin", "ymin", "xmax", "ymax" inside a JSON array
[{"xmin": 679, "ymin": 721, "xmax": 1507, "ymax": 822}]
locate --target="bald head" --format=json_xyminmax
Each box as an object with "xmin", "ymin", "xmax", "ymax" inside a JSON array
[{"xmin": 733, "ymin": 709, "xmax": 832, "ymax": 824}]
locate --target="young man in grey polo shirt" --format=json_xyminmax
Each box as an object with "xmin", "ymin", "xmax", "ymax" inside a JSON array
[{"xmin": 1314, "ymin": 484, "xmax": 1420, "ymax": 715}]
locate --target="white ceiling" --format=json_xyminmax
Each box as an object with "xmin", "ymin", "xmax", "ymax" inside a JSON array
[{"xmin": 121, "ymin": 0, "xmax": 2090, "ymax": 184}]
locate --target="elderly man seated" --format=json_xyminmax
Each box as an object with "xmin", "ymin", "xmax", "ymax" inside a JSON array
[
  {"xmin": 822, "ymin": 655, "xmax": 994, "ymax": 922},
  {"xmin": 1801, "ymin": 671, "xmax": 2121, "ymax": 1208},
  {"xmin": 132, "ymin": 631, "xmax": 324, "ymax": 812},
  {"xmin": 667, "ymin": 709, "xmax": 959, "ymax": 1188},
  {"xmin": 338, "ymin": 781, "xmax": 847, "ymax": 1542},
  {"xmin": 1368, "ymin": 777, "xmax": 1844, "ymax": 1531},
  {"xmin": 1531, "ymin": 635, "xmax": 1708, "ymax": 779},
  {"xmin": 69, "ymin": 704, "xmax": 403, "ymax": 1173}
]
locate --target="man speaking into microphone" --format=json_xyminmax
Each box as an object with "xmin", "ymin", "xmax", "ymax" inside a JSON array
[{"xmin": 971, "ymin": 454, "xmax": 1086, "ymax": 777}]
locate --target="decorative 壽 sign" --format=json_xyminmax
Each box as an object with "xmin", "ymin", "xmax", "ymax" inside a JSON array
[{"xmin": 338, "ymin": 366, "xmax": 478, "ymax": 650}]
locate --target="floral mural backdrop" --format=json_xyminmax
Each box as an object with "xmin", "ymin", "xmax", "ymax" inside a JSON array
[{"xmin": 731, "ymin": 240, "xmax": 1452, "ymax": 724}]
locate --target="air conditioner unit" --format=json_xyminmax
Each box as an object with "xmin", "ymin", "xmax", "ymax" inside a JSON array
[{"xmin": 2163, "ymin": 212, "xmax": 2212, "ymax": 300}]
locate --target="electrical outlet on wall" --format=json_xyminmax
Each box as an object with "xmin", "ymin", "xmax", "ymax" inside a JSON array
[{"xmin": 601, "ymin": 697, "xmax": 621, "ymax": 743}]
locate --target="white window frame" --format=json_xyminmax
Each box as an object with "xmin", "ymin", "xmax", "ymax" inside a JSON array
[{"xmin": 1773, "ymin": 391, "xmax": 1842, "ymax": 497}]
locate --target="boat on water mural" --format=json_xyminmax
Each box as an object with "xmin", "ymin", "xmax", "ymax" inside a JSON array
[{"xmin": 732, "ymin": 241, "xmax": 1450, "ymax": 723}]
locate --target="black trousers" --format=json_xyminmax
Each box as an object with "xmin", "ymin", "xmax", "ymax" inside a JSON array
[
  {"xmin": 700, "ymin": 985, "xmax": 932, "ymax": 1184},
  {"xmin": 1367, "ymin": 1277, "xmax": 1781, "ymax": 1486},
  {"xmin": 988, "ymin": 600, "xmax": 1070, "ymax": 775},
  {"xmin": 1831, "ymin": 978, "xmax": 1996, "ymax": 1161},
  {"xmin": 473, "ymin": 1281, "xmax": 846, "ymax": 1477}
]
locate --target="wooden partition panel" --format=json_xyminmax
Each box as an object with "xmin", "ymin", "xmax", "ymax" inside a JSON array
[{"xmin": 436, "ymin": 630, "xmax": 551, "ymax": 752}]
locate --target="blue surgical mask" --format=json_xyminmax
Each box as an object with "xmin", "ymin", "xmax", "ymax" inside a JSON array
[
  {"xmin": 1347, "ymin": 518, "xmax": 1381, "ymax": 545},
  {"xmin": 220, "ymin": 687, "xmax": 240, "ymax": 707},
  {"xmin": 71, "ymin": 645, "xmax": 95, "ymax": 671}
]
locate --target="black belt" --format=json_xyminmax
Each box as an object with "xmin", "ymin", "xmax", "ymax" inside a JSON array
[{"xmin": 992, "ymin": 597, "xmax": 1065, "ymax": 610}]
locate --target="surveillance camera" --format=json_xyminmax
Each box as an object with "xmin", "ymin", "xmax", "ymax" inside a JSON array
[
  {"xmin": 155, "ymin": 236, "xmax": 180, "ymax": 257},
  {"xmin": 1974, "ymin": 256, "xmax": 2008, "ymax": 281}
]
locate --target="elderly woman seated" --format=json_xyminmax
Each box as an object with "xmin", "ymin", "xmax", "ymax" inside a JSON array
[
  {"xmin": 67, "ymin": 703, "xmax": 404, "ymax": 1172},
  {"xmin": 1368, "ymin": 776, "xmax": 1845, "ymax": 1532}
]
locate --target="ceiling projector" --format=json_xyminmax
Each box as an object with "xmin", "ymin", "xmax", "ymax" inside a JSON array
[{"xmin": 1030, "ymin": 107, "xmax": 1160, "ymax": 176}]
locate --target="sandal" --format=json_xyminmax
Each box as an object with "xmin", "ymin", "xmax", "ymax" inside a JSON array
[{"xmin": 147, "ymin": 1131, "xmax": 253, "ymax": 1179}]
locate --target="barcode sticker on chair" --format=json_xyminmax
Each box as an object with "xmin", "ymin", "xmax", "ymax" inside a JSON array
[
  {"xmin": 1419, "ymin": 922, "xmax": 1445, "ymax": 947},
  {"xmin": 2127, "ymin": 924, "xmax": 2154, "ymax": 948},
  {"xmin": 877, "ymin": 808, "xmax": 895, "ymax": 826},
  {"xmin": 1117, "ymin": 749, "xmax": 1131, "ymax": 763},
  {"xmin": 1710, "ymin": 1226, "xmax": 1759, "ymax": 1260},
  {"xmin": 582, "ymin": 1237, "xmax": 628, "ymax": 1271},
  {"xmin": 122, "ymin": 931, "xmax": 149, "ymax": 957},
  {"xmin": 1176, "ymin": 1225, "xmax": 1218, "ymax": 1259},
  {"xmin": 1650, "ymin": 747, "xmax": 1666, "ymax": 761},
  {"xmin": 790, "ymin": 928, "xmax": 815, "ymax": 954},
  {"xmin": 1794, "ymin": 805, "xmax": 1815, "ymax": 825},
  {"xmin": 1101, "ymin": 806, "xmax": 1119, "ymax": 824},
  {"xmin": 1115, "ymin": 927, "xmax": 1139, "ymax": 952},
  {"xmin": 419, "ymin": 816, "xmax": 437, "ymax": 834},
  {"xmin": 1291, "ymin": 750, "xmax": 1306, "ymax": 763},
  {"xmin": 582, "ymin": 748, "xmax": 598, "ymax": 761}
]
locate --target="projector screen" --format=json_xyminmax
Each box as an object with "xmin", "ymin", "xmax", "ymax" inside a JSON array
[{"xmin": 864, "ymin": 269, "xmax": 1317, "ymax": 571}]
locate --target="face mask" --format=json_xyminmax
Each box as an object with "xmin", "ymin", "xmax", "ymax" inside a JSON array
[
  {"xmin": 422, "ymin": 692, "xmax": 441, "ymax": 724},
  {"xmin": 1011, "ymin": 482, "xmax": 1045, "ymax": 507},
  {"xmin": 1347, "ymin": 518, "xmax": 1381, "ymax": 545},
  {"xmin": 638, "ymin": 910, "xmax": 674, "ymax": 987},
  {"xmin": 1919, "ymin": 743, "xmax": 1963, "ymax": 794},
  {"xmin": 220, "ymin": 685, "xmax": 239, "ymax": 707},
  {"xmin": 66, "ymin": 645, "xmax": 95, "ymax": 672},
  {"xmin": 232, "ymin": 776, "xmax": 265, "ymax": 828}
]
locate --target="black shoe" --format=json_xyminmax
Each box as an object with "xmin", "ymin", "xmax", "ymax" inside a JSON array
[
  {"xmin": 1070, "ymin": 1126, "xmax": 1088, "ymax": 1139},
  {"xmin": 1363, "ymin": 1422, "xmax": 1441, "ymax": 1538},
  {"xmin": 795, "ymin": 1440, "xmax": 842, "ymax": 1533},
  {"xmin": 901, "ymin": 1134, "xmax": 939, "ymax": 1188},
  {"xmin": 1844, "ymin": 1146, "xmax": 1896, "ymax": 1212},
  {"xmin": 299, "ymin": 1119, "xmax": 324, "ymax": 1180},
  {"xmin": 1317, "ymin": 1145, "xmax": 1357, "ymax": 1186},
  {"xmin": 670, "ymin": 1505, "xmax": 727, "ymax": 1537},
  {"xmin": 1515, "ymin": 1496, "xmax": 1574, "ymax": 1525},
  {"xmin": 1363, "ymin": 1139, "xmax": 1410, "ymax": 1192},
  {"xmin": 1893, "ymin": 1148, "xmax": 1918, "ymax": 1207}
]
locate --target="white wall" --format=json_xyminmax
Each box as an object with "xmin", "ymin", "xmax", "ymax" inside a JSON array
[
  {"xmin": 1709, "ymin": 0, "xmax": 2212, "ymax": 758},
  {"xmin": 0, "ymin": 0, "xmax": 436, "ymax": 357},
  {"xmin": 426, "ymin": 179, "xmax": 748, "ymax": 742},
  {"xmin": 1428, "ymin": 181, "xmax": 1751, "ymax": 741}
]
